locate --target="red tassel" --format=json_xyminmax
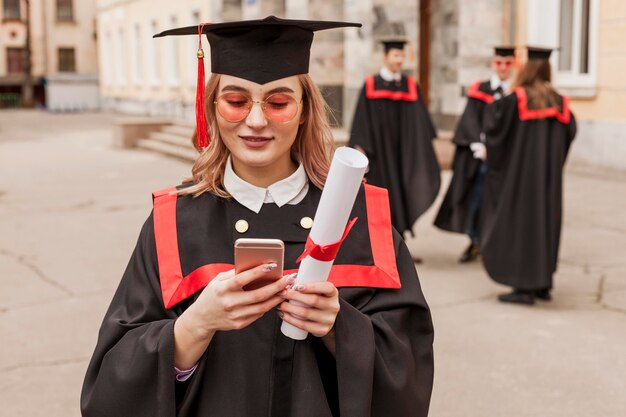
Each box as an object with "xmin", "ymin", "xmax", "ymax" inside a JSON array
[{"xmin": 196, "ymin": 24, "xmax": 209, "ymax": 149}]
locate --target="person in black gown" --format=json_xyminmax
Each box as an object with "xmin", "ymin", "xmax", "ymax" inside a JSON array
[
  {"xmin": 80, "ymin": 17, "xmax": 434, "ymax": 417},
  {"xmin": 434, "ymin": 46, "xmax": 516, "ymax": 263},
  {"xmin": 480, "ymin": 46, "xmax": 577, "ymax": 305},
  {"xmin": 349, "ymin": 39, "xmax": 440, "ymax": 244}
]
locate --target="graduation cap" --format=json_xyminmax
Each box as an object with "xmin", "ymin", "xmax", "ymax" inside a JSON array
[
  {"xmin": 527, "ymin": 46, "xmax": 555, "ymax": 60},
  {"xmin": 379, "ymin": 38, "xmax": 408, "ymax": 53},
  {"xmin": 494, "ymin": 46, "xmax": 515, "ymax": 57},
  {"xmin": 154, "ymin": 16, "xmax": 361, "ymax": 148}
]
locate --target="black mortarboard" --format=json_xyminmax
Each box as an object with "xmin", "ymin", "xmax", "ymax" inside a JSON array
[
  {"xmin": 154, "ymin": 15, "xmax": 361, "ymax": 85},
  {"xmin": 527, "ymin": 46, "xmax": 554, "ymax": 60},
  {"xmin": 494, "ymin": 46, "xmax": 515, "ymax": 57},
  {"xmin": 153, "ymin": 16, "xmax": 361, "ymax": 148},
  {"xmin": 379, "ymin": 38, "xmax": 407, "ymax": 53}
]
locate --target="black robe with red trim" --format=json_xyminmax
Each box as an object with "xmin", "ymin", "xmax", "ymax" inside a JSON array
[
  {"xmin": 81, "ymin": 183, "xmax": 434, "ymax": 417},
  {"xmin": 349, "ymin": 74, "xmax": 441, "ymax": 235},
  {"xmin": 434, "ymin": 80, "xmax": 496, "ymax": 233},
  {"xmin": 481, "ymin": 87, "xmax": 577, "ymax": 290}
]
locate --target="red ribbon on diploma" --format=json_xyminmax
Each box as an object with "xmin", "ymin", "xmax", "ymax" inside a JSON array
[{"xmin": 296, "ymin": 218, "xmax": 358, "ymax": 263}]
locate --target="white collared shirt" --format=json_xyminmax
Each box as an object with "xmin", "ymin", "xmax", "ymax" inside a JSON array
[
  {"xmin": 223, "ymin": 156, "xmax": 309, "ymax": 214},
  {"xmin": 380, "ymin": 66, "xmax": 402, "ymax": 82},
  {"xmin": 490, "ymin": 74, "xmax": 512, "ymax": 98}
]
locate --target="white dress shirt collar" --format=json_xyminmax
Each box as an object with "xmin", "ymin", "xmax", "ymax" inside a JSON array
[
  {"xmin": 490, "ymin": 74, "xmax": 512, "ymax": 93},
  {"xmin": 223, "ymin": 156, "xmax": 309, "ymax": 214},
  {"xmin": 380, "ymin": 66, "xmax": 402, "ymax": 82}
]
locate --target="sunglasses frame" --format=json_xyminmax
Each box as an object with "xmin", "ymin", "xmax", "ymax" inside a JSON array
[
  {"xmin": 494, "ymin": 59, "xmax": 514, "ymax": 67},
  {"xmin": 214, "ymin": 92, "xmax": 302, "ymax": 124}
]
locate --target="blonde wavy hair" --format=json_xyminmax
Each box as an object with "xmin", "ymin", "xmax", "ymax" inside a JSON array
[
  {"xmin": 180, "ymin": 73, "xmax": 335, "ymax": 198},
  {"xmin": 512, "ymin": 58, "xmax": 562, "ymax": 111}
]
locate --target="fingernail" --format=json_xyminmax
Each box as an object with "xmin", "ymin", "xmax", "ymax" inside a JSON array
[
  {"xmin": 262, "ymin": 263, "xmax": 277, "ymax": 272},
  {"xmin": 286, "ymin": 274, "xmax": 297, "ymax": 285},
  {"xmin": 277, "ymin": 310, "xmax": 284, "ymax": 318},
  {"xmin": 293, "ymin": 284, "xmax": 305, "ymax": 291},
  {"xmin": 279, "ymin": 289, "xmax": 287, "ymax": 296}
]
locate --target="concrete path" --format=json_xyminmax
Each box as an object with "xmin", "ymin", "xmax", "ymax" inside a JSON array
[{"xmin": 0, "ymin": 110, "xmax": 624, "ymax": 417}]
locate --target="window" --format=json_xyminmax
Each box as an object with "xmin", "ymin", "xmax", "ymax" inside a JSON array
[
  {"xmin": 3, "ymin": 0, "xmax": 21, "ymax": 20},
  {"xmin": 558, "ymin": 0, "xmax": 591, "ymax": 74},
  {"xmin": 115, "ymin": 28, "xmax": 126, "ymax": 84},
  {"xmin": 6, "ymin": 47, "xmax": 26, "ymax": 74},
  {"xmin": 149, "ymin": 20, "xmax": 160, "ymax": 85},
  {"xmin": 58, "ymin": 48, "xmax": 76, "ymax": 72},
  {"xmin": 527, "ymin": 0, "xmax": 598, "ymax": 94},
  {"xmin": 101, "ymin": 31, "xmax": 113, "ymax": 86},
  {"xmin": 167, "ymin": 15, "xmax": 180, "ymax": 85},
  {"xmin": 187, "ymin": 10, "xmax": 202, "ymax": 87},
  {"xmin": 132, "ymin": 24, "xmax": 143, "ymax": 85},
  {"xmin": 56, "ymin": 0, "xmax": 74, "ymax": 22}
]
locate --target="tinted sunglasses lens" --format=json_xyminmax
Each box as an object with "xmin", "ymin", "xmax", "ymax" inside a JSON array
[
  {"xmin": 216, "ymin": 93, "xmax": 250, "ymax": 122},
  {"xmin": 262, "ymin": 94, "xmax": 299, "ymax": 123}
]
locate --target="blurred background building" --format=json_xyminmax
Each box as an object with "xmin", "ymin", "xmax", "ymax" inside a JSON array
[
  {"xmin": 0, "ymin": 0, "xmax": 99, "ymax": 110},
  {"xmin": 2, "ymin": 0, "xmax": 623, "ymax": 170}
]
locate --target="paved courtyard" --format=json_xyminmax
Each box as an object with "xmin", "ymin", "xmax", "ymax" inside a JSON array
[{"xmin": 0, "ymin": 110, "xmax": 624, "ymax": 417}]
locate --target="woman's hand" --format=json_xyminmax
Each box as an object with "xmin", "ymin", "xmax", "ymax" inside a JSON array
[
  {"xmin": 278, "ymin": 281, "xmax": 340, "ymax": 340},
  {"xmin": 187, "ymin": 264, "xmax": 296, "ymax": 336},
  {"xmin": 174, "ymin": 264, "xmax": 296, "ymax": 369}
]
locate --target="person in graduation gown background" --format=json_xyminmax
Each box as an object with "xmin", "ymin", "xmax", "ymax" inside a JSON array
[
  {"xmin": 434, "ymin": 47, "xmax": 516, "ymax": 263},
  {"xmin": 80, "ymin": 16, "xmax": 434, "ymax": 417},
  {"xmin": 348, "ymin": 39, "xmax": 441, "ymax": 242},
  {"xmin": 480, "ymin": 46, "xmax": 577, "ymax": 305}
]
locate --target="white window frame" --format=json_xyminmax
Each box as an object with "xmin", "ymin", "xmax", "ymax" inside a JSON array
[
  {"xmin": 115, "ymin": 27, "xmax": 127, "ymax": 86},
  {"xmin": 131, "ymin": 23, "xmax": 143, "ymax": 86},
  {"xmin": 167, "ymin": 15, "xmax": 180, "ymax": 87},
  {"xmin": 149, "ymin": 20, "xmax": 161, "ymax": 86},
  {"xmin": 527, "ymin": 0, "xmax": 598, "ymax": 97},
  {"xmin": 100, "ymin": 30, "xmax": 113, "ymax": 87},
  {"xmin": 187, "ymin": 9, "xmax": 202, "ymax": 88}
]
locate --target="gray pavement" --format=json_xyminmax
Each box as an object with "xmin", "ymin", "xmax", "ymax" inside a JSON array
[{"xmin": 0, "ymin": 110, "xmax": 624, "ymax": 417}]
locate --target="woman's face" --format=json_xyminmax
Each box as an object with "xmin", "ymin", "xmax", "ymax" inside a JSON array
[{"xmin": 215, "ymin": 74, "xmax": 304, "ymax": 172}]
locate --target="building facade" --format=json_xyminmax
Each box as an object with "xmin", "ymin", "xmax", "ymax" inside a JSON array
[
  {"xmin": 95, "ymin": 0, "xmax": 625, "ymax": 171},
  {"xmin": 95, "ymin": 0, "xmax": 500, "ymax": 128},
  {"xmin": 0, "ymin": 0, "xmax": 100, "ymax": 110},
  {"xmin": 514, "ymin": 0, "xmax": 626, "ymax": 170}
]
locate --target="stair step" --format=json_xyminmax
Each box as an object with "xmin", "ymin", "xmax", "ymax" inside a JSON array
[
  {"xmin": 149, "ymin": 131, "xmax": 194, "ymax": 148},
  {"xmin": 162, "ymin": 123, "xmax": 195, "ymax": 138},
  {"xmin": 137, "ymin": 137, "xmax": 198, "ymax": 162},
  {"xmin": 172, "ymin": 119, "xmax": 195, "ymax": 128}
]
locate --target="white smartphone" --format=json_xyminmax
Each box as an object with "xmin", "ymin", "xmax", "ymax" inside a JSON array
[{"xmin": 234, "ymin": 238, "xmax": 285, "ymax": 290}]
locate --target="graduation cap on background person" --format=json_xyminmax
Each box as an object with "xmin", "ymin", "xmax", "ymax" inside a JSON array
[
  {"xmin": 153, "ymin": 16, "xmax": 361, "ymax": 148},
  {"xmin": 493, "ymin": 46, "xmax": 516, "ymax": 57},
  {"xmin": 380, "ymin": 38, "xmax": 407, "ymax": 53},
  {"xmin": 527, "ymin": 46, "xmax": 557, "ymax": 60},
  {"xmin": 378, "ymin": 38, "xmax": 408, "ymax": 53}
]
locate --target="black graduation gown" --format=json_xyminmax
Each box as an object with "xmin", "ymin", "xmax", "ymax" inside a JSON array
[
  {"xmin": 349, "ymin": 74, "xmax": 441, "ymax": 235},
  {"xmin": 80, "ymin": 184, "xmax": 434, "ymax": 417},
  {"xmin": 480, "ymin": 87, "xmax": 577, "ymax": 290},
  {"xmin": 434, "ymin": 80, "xmax": 496, "ymax": 233}
]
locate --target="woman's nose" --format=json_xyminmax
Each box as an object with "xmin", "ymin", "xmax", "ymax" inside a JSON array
[{"xmin": 245, "ymin": 102, "xmax": 268, "ymax": 129}]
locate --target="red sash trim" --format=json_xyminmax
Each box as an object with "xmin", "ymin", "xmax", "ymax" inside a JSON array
[
  {"xmin": 365, "ymin": 75, "xmax": 418, "ymax": 101},
  {"xmin": 296, "ymin": 217, "xmax": 358, "ymax": 263},
  {"xmin": 152, "ymin": 187, "xmax": 184, "ymax": 309},
  {"xmin": 515, "ymin": 86, "xmax": 570, "ymax": 124},
  {"xmin": 152, "ymin": 184, "xmax": 401, "ymax": 309},
  {"xmin": 467, "ymin": 81, "xmax": 495, "ymax": 103}
]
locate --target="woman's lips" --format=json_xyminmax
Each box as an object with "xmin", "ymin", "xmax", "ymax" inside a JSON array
[{"xmin": 239, "ymin": 135, "xmax": 273, "ymax": 148}]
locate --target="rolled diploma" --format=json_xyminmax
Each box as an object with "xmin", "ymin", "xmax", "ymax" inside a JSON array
[{"xmin": 281, "ymin": 147, "xmax": 369, "ymax": 340}]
